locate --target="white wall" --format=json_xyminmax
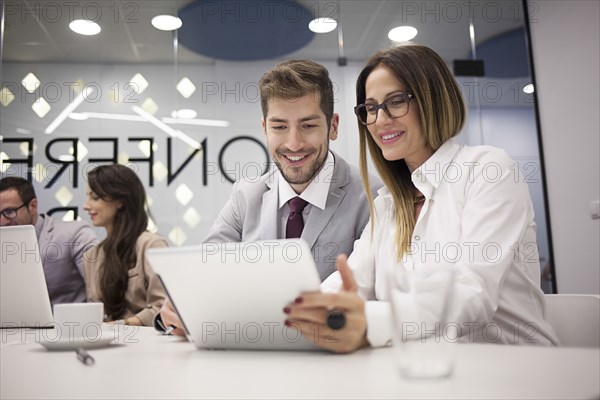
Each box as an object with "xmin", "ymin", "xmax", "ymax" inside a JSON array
[{"xmin": 528, "ymin": 0, "xmax": 600, "ymax": 294}]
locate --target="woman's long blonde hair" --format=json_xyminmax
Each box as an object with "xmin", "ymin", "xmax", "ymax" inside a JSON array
[{"xmin": 356, "ymin": 44, "xmax": 466, "ymax": 260}]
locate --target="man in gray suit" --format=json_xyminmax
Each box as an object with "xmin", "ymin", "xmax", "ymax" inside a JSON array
[
  {"xmin": 158, "ymin": 59, "xmax": 381, "ymax": 335},
  {"xmin": 0, "ymin": 177, "xmax": 98, "ymax": 305}
]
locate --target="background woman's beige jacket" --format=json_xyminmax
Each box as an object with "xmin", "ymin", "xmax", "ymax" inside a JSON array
[{"xmin": 83, "ymin": 231, "xmax": 168, "ymax": 326}]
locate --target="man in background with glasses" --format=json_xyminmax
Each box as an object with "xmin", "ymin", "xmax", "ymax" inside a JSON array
[{"xmin": 0, "ymin": 177, "xmax": 97, "ymax": 305}]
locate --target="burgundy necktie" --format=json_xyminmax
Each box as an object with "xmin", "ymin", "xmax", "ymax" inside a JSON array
[{"xmin": 285, "ymin": 197, "xmax": 308, "ymax": 239}]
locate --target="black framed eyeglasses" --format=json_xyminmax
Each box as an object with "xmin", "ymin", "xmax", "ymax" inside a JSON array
[
  {"xmin": 0, "ymin": 202, "xmax": 28, "ymax": 219},
  {"xmin": 354, "ymin": 92, "xmax": 414, "ymax": 126}
]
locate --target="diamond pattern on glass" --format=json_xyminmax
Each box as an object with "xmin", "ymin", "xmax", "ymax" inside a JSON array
[
  {"xmin": 129, "ymin": 73, "xmax": 149, "ymax": 94},
  {"xmin": 0, "ymin": 152, "xmax": 11, "ymax": 173},
  {"xmin": 153, "ymin": 161, "xmax": 168, "ymax": 182},
  {"xmin": 118, "ymin": 152, "xmax": 129, "ymax": 165},
  {"xmin": 141, "ymin": 98, "xmax": 159, "ymax": 115},
  {"xmin": 55, "ymin": 186, "xmax": 74, "ymax": 207},
  {"xmin": 176, "ymin": 77, "xmax": 196, "ymax": 99},
  {"xmin": 68, "ymin": 141, "xmax": 89, "ymax": 162},
  {"xmin": 137, "ymin": 140, "xmax": 152, "ymax": 157},
  {"xmin": 168, "ymin": 227, "xmax": 187, "ymax": 246},
  {"xmin": 73, "ymin": 79, "xmax": 86, "ymax": 95},
  {"xmin": 19, "ymin": 142, "xmax": 36, "ymax": 156},
  {"xmin": 33, "ymin": 162, "xmax": 47, "ymax": 183},
  {"xmin": 183, "ymin": 207, "xmax": 201, "ymax": 228},
  {"xmin": 22, "ymin": 73, "xmax": 41, "ymax": 93},
  {"xmin": 61, "ymin": 210, "xmax": 76, "ymax": 222},
  {"xmin": 32, "ymin": 98, "xmax": 51, "ymax": 118},
  {"xmin": 1, "ymin": 87, "xmax": 15, "ymax": 107},
  {"xmin": 147, "ymin": 217, "xmax": 158, "ymax": 233},
  {"xmin": 175, "ymin": 183, "xmax": 194, "ymax": 206}
]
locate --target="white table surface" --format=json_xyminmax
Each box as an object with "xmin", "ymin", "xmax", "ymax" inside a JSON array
[{"xmin": 1, "ymin": 326, "xmax": 599, "ymax": 399}]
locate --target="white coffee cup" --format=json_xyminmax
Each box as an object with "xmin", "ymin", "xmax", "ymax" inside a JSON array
[{"xmin": 53, "ymin": 303, "xmax": 104, "ymax": 341}]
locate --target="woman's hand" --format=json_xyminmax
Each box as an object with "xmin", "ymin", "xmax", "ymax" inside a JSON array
[
  {"xmin": 159, "ymin": 298, "xmax": 186, "ymax": 337},
  {"xmin": 284, "ymin": 254, "xmax": 369, "ymax": 353}
]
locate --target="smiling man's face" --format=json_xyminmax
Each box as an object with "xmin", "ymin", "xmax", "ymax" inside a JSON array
[{"xmin": 262, "ymin": 92, "xmax": 338, "ymax": 194}]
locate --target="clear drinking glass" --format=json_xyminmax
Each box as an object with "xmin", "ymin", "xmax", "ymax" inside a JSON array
[{"xmin": 388, "ymin": 266, "xmax": 458, "ymax": 379}]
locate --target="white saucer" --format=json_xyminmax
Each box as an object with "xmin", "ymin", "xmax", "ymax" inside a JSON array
[{"xmin": 36, "ymin": 329, "xmax": 116, "ymax": 351}]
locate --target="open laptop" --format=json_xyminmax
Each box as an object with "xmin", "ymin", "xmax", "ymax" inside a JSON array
[
  {"xmin": 148, "ymin": 239, "xmax": 322, "ymax": 350},
  {"xmin": 1, "ymin": 225, "xmax": 54, "ymax": 329}
]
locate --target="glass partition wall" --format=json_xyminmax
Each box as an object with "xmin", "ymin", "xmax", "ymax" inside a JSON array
[{"xmin": 0, "ymin": 0, "xmax": 554, "ymax": 292}]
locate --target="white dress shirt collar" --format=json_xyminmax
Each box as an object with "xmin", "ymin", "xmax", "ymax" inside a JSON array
[
  {"xmin": 376, "ymin": 138, "xmax": 461, "ymax": 199},
  {"xmin": 412, "ymin": 138, "xmax": 461, "ymax": 190},
  {"xmin": 278, "ymin": 151, "xmax": 334, "ymax": 211}
]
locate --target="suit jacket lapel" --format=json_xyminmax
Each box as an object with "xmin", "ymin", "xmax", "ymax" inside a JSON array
[
  {"xmin": 259, "ymin": 172, "xmax": 279, "ymax": 240},
  {"xmin": 302, "ymin": 152, "xmax": 349, "ymax": 249}
]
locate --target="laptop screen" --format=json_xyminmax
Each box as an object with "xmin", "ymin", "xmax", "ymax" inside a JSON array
[{"xmin": 1, "ymin": 225, "xmax": 54, "ymax": 328}]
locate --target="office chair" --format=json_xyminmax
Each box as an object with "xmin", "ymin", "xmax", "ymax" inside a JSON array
[{"xmin": 544, "ymin": 294, "xmax": 600, "ymax": 348}]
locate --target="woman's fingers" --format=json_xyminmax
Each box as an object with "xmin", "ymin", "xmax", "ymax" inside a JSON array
[
  {"xmin": 287, "ymin": 320, "xmax": 347, "ymax": 350},
  {"xmin": 293, "ymin": 291, "xmax": 364, "ymax": 312},
  {"xmin": 286, "ymin": 255, "xmax": 368, "ymax": 353},
  {"xmin": 336, "ymin": 254, "xmax": 358, "ymax": 293}
]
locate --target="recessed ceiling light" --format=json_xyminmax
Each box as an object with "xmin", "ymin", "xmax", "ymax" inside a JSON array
[
  {"xmin": 523, "ymin": 84, "xmax": 534, "ymax": 94},
  {"xmin": 308, "ymin": 18, "xmax": 337, "ymax": 33},
  {"xmin": 152, "ymin": 15, "xmax": 182, "ymax": 31},
  {"xmin": 388, "ymin": 26, "xmax": 418, "ymax": 42},
  {"xmin": 69, "ymin": 20, "xmax": 101, "ymax": 36},
  {"xmin": 171, "ymin": 109, "xmax": 198, "ymax": 119}
]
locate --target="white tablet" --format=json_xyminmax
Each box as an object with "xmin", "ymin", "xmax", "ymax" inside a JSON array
[
  {"xmin": 148, "ymin": 239, "xmax": 322, "ymax": 350},
  {"xmin": 1, "ymin": 225, "xmax": 54, "ymax": 329}
]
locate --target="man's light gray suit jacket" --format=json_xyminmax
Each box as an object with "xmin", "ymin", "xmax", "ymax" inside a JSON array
[{"xmin": 205, "ymin": 152, "xmax": 382, "ymax": 281}]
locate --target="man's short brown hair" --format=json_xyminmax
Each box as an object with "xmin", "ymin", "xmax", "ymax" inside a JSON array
[
  {"xmin": 0, "ymin": 177, "xmax": 37, "ymax": 204},
  {"xmin": 259, "ymin": 59, "xmax": 334, "ymax": 126}
]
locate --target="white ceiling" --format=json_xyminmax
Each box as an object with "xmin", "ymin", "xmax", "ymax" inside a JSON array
[{"xmin": 2, "ymin": 0, "xmax": 526, "ymax": 65}]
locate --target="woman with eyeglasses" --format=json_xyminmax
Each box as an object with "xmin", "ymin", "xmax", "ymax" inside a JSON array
[
  {"xmin": 82, "ymin": 164, "xmax": 168, "ymax": 326},
  {"xmin": 285, "ymin": 43, "xmax": 559, "ymax": 353}
]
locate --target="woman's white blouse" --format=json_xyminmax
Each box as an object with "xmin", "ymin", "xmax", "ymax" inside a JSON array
[{"xmin": 322, "ymin": 139, "xmax": 559, "ymax": 347}]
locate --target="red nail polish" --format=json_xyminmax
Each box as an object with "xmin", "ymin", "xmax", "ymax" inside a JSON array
[
  {"xmin": 294, "ymin": 297, "xmax": 303, "ymax": 304},
  {"xmin": 284, "ymin": 320, "xmax": 291, "ymax": 327},
  {"xmin": 283, "ymin": 307, "xmax": 291, "ymax": 314}
]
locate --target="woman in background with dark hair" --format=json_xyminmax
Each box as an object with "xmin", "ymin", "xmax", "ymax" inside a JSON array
[{"xmin": 83, "ymin": 164, "xmax": 168, "ymax": 326}]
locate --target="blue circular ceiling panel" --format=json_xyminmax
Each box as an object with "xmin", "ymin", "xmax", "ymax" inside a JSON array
[{"xmin": 178, "ymin": 0, "xmax": 316, "ymax": 61}]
